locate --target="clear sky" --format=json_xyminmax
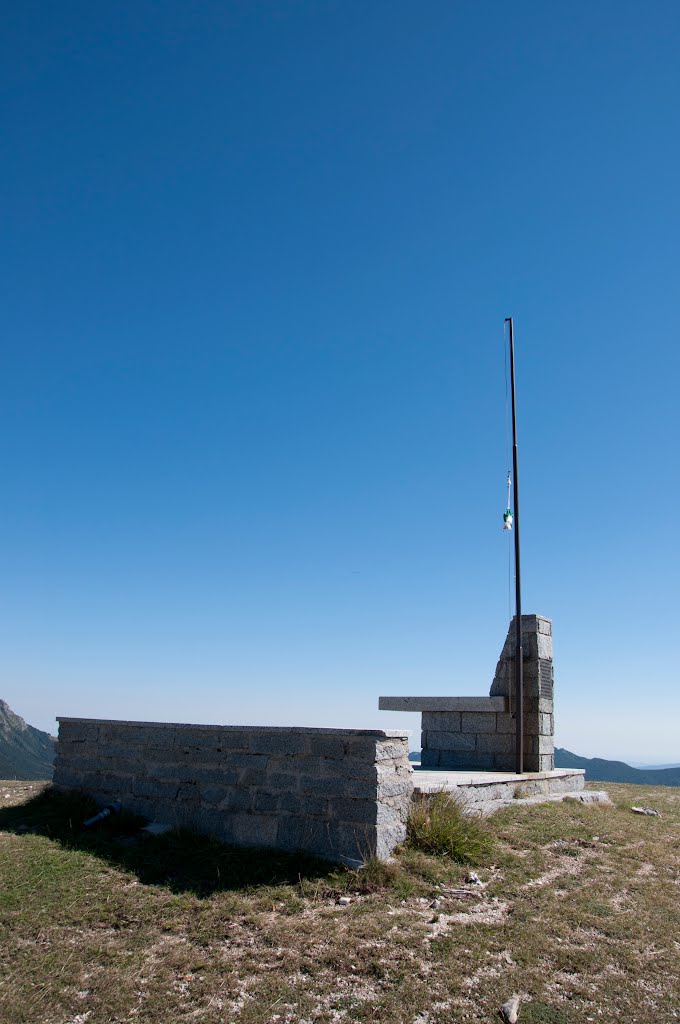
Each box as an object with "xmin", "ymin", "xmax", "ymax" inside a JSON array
[{"xmin": 2, "ymin": 2, "xmax": 678, "ymax": 762}]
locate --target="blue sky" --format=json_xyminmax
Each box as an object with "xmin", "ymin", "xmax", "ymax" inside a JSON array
[{"xmin": 2, "ymin": 2, "xmax": 678, "ymax": 761}]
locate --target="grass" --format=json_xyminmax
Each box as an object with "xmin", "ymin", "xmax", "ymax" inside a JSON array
[
  {"xmin": 0, "ymin": 779, "xmax": 678, "ymax": 1023},
  {"xmin": 406, "ymin": 790, "xmax": 494, "ymax": 863}
]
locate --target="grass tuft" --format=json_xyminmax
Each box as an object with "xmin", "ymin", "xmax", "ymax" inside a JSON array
[{"xmin": 405, "ymin": 790, "xmax": 494, "ymax": 863}]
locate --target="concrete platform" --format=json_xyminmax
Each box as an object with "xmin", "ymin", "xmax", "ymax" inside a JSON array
[{"xmin": 410, "ymin": 766, "xmax": 609, "ymax": 815}]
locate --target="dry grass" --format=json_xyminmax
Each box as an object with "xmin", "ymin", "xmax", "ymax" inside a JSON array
[
  {"xmin": 406, "ymin": 791, "xmax": 494, "ymax": 863},
  {"xmin": 0, "ymin": 780, "xmax": 678, "ymax": 1023}
]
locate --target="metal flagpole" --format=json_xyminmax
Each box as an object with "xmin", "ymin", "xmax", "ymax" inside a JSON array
[{"xmin": 505, "ymin": 317, "xmax": 524, "ymax": 774}]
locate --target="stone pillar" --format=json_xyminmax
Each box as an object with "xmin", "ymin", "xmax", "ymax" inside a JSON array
[{"xmin": 490, "ymin": 614, "xmax": 554, "ymax": 772}]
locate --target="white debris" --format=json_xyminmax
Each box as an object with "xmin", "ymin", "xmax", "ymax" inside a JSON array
[
  {"xmin": 141, "ymin": 822, "xmax": 173, "ymax": 835},
  {"xmin": 631, "ymin": 806, "xmax": 660, "ymax": 817},
  {"xmin": 500, "ymin": 993, "xmax": 521, "ymax": 1023},
  {"xmin": 337, "ymin": 896, "xmax": 351, "ymax": 906}
]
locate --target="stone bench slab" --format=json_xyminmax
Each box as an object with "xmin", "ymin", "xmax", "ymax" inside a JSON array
[{"xmin": 378, "ymin": 696, "xmax": 509, "ymax": 713}]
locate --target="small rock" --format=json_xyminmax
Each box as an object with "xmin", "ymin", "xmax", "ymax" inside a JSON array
[
  {"xmin": 337, "ymin": 896, "xmax": 351, "ymax": 906},
  {"xmin": 466, "ymin": 871, "xmax": 483, "ymax": 885},
  {"xmin": 631, "ymin": 806, "xmax": 660, "ymax": 817},
  {"xmin": 429, "ymin": 899, "xmax": 441, "ymax": 910},
  {"xmin": 500, "ymin": 993, "xmax": 521, "ymax": 1023}
]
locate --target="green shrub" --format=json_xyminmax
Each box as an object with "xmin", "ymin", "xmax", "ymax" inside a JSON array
[{"xmin": 406, "ymin": 791, "xmax": 494, "ymax": 864}]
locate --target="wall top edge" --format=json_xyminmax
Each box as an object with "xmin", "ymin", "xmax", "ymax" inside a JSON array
[{"xmin": 56, "ymin": 718, "xmax": 409, "ymax": 739}]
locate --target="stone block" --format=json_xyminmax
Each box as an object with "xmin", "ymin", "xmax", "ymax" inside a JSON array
[
  {"xmin": 174, "ymin": 730, "xmax": 222, "ymax": 752},
  {"xmin": 540, "ymin": 713, "xmax": 553, "ymax": 735},
  {"xmin": 420, "ymin": 749, "xmax": 440, "ymax": 768},
  {"xmin": 299, "ymin": 775, "xmax": 352, "ymax": 797},
  {"xmin": 132, "ymin": 779, "xmax": 179, "ymax": 800},
  {"xmin": 496, "ymin": 713, "xmax": 516, "ymax": 733},
  {"xmin": 230, "ymin": 813, "xmax": 279, "ymax": 848},
  {"xmin": 475, "ymin": 733, "xmax": 514, "ymax": 754},
  {"xmin": 307, "ymin": 734, "xmax": 348, "ymax": 758},
  {"xmin": 331, "ymin": 822, "xmax": 378, "ymax": 864},
  {"xmin": 200, "ymin": 785, "xmax": 230, "ymax": 806},
  {"xmin": 263, "ymin": 772, "xmax": 301, "ymax": 794},
  {"xmin": 176, "ymin": 782, "xmax": 200, "ymax": 802},
  {"xmin": 218, "ymin": 789, "xmax": 253, "ymax": 812},
  {"xmin": 266, "ymin": 754, "xmax": 321, "ymax": 778},
  {"xmin": 327, "ymin": 798, "xmax": 378, "ymax": 824},
  {"xmin": 248, "ymin": 733, "xmax": 310, "ymax": 756},
  {"xmin": 252, "ymin": 791, "xmax": 281, "ymax": 814},
  {"xmin": 64, "ymin": 755, "xmax": 105, "ymax": 774},
  {"xmin": 437, "ymin": 751, "xmax": 495, "ymax": 770},
  {"xmin": 374, "ymin": 740, "xmax": 409, "ymax": 762},
  {"xmin": 374, "ymin": 822, "xmax": 408, "ymax": 859},
  {"xmin": 278, "ymin": 792, "xmax": 328, "ymax": 817},
  {"xmin": 276, "ymin": 815, "xmax": 334, "ymax": 856},
  {"xmin": 538, "ymin": 735, "xmax": 554, "ymax": 755},
  {"xmin": 215, "ymin": 730, "xmax": 251, "ymax": 750},
  {"xmin": 539, "ymin": 754, "xmax": 554, "ymax": 771},
  {"xmin": 100, "ymin": 725, "xmax": 154, "ymax": 746},
  {"xmin": 537, "ymin": 633, "xmax": 553, "ymax": 659},
  {"xmin": 52, "ymin": 769, "xmax": 86, "ymax": 790},
  {"xmin": 425, "ymin": 731, "xmax": 475, "ymax": 751},
  {"xmin": 237, "ymin": 766, "xmax": 269, "ymax": 787},
  {"xmin": 320, "ymin": 757, "xmax": 378, "ymax": 781},
  {"xmin": 375, "ymin": 801, "xmax": 408, "ymax": 826},
  {"xmin": 96, "ymin": 772, "xmax": 132, "ymax": 794},
  {"xmin": 376, "ymin": 777, "xmax": 413, "ymax": 799},
  {"xmin": 422, "ymin": 712, "xmax": 461, "ymax": 732},
  {"xmin": 461, "ymin": 713, "xmax": 496, "ymax": 734},
  {"xmin": 183, "ymin": 766, "xmax": 239, "ymax": 787},
  {"xmin": 345, "ymin": 736, "xmax": 380, "ymax": 758},
  {"xmin": 380, "ymin": 696, "xmax": 507, "ymax": 712},
  {"xmin": 219, "ymin": 752, "xmax": 268, "ymax": 771}
]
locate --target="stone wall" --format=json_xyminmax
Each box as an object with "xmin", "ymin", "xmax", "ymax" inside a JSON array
[
  {"xmin": 489, "ymin": 614, "xmax": 555, "ymax": 773},
  {"xmin": 53, "ymin": 719, "xmax": 413, "ymax": 867},
  {"xmin": 419, "ymin": 697, "xmax": 514, "ymax": 771}
]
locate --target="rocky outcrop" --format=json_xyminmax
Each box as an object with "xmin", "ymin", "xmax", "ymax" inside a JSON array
[{"xmin": 0, "ymin": 700, "xmax": 55, "ymax": 780}]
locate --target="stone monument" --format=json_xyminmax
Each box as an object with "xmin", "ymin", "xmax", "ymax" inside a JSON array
[{"xmin": 380, "ymin": 614, "xmax": 555, "ymax": 773}]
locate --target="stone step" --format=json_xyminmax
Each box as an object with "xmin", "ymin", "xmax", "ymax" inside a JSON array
[
  {"xmin": 506, "ymin": 790, "xmax": 612, "ymax": 810},
  {"xmin": 411, "ymin": 767, "xmax": 600, "ymax": 815}
]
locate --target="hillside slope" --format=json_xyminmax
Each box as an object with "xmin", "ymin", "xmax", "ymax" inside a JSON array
[
  {"xmin": 555, "ymin": 747, "xmax": 680, "ymax": 786},
  {"xmin": 0, "ymin": 700, "xmax": 55, "ymax": 780}
]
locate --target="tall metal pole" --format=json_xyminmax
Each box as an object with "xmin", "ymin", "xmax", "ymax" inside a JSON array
[{"xmin": 506, "ymin": 317, "xmax": 524, "ymax": 774}]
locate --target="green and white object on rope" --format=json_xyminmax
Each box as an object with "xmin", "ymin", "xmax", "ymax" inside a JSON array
[{"xmin": 503, "ymin": 471, "xmax": 513, "ymax": 531}]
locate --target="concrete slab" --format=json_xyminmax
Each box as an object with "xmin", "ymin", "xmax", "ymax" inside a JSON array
[{"xmin": 412, "ymin": 767, "xmax": 584, "ymax": 792}]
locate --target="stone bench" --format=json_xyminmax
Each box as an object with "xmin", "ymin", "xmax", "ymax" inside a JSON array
[{"xmin": 380, "ymin": 615, "xmax": 555, "ymax": 772}]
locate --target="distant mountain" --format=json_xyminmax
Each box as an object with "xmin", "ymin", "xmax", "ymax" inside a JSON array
[
  {"xmin": 0, "ymin": 700, "xmax": 55, "ymax": 780},
  {"xmin": 555, "ymin": 748, "xmax": 680, "ymax": 786}
]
